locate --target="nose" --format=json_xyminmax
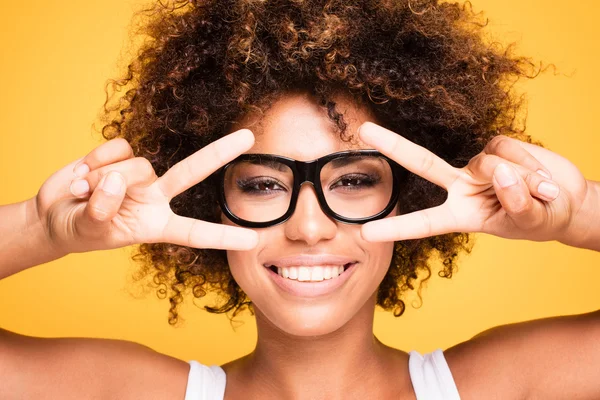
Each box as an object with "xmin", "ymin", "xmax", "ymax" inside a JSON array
[{"xmin": 284, "ymin": 183, "xmax": 337, "ymax": 245}]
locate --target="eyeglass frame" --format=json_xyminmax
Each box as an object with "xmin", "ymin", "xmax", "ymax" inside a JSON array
[{"xmin": 216, "ymin": 149, "xmax": 408, "ymax": 228}]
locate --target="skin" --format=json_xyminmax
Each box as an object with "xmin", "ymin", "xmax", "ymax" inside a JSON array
[
  {"xmin": 1, "ymin": 89, "xmax": 599, "ymax": 399},
  {"xmin": 220, "ymin": 91, "xmax": 413, "ymax": 399}
]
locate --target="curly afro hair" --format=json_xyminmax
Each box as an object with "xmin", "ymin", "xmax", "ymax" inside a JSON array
[{"xmin": 100, "ymin": 0, "xmax": 547, "ymax": 325}]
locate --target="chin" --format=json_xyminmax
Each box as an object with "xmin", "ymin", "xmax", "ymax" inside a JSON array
[{"xmin": 256, "ymin": 301, "xmax": 355, "ymax": 337}]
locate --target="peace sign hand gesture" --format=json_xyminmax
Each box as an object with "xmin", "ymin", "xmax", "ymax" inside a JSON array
[
  {"xmin": 35, "ymin": 129, "xmax": 258, "ymax": 256},
  {"xmin": 358, "ymin": 122, "xmax": 595, "ymax": 245}
]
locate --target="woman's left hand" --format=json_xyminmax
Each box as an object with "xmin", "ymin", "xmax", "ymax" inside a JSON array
[{"xmin": 358, "ymin": 122, "xmax": 596, "ymax": 244}]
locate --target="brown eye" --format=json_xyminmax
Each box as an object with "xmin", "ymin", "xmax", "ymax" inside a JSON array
[
  {"xmin": 340, "ymin": 178, "xmax": 366, "ymax": 186},
  {"xmin": 329, "ymin": 174, "xmax": 379, "ymax": 191},
  {"xmin": 255, "ymin": 181, "xmax": 281, "ymax": 191},
  {"xmin": 237, "ymin": 177, "xmax": 286, "ymax": 194}
]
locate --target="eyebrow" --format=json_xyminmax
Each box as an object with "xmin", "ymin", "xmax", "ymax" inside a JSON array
[
  {"xmin": 245, "ymin": 158, "xmax": 289, "ymax": 172},
  {"xmin": 328, "ymin": 156, "xmax": 386, "ymax": 169},
  {"xmin": 242, "ymin": 153, "xmax": 386, "ymax": 171},
  {"xmin": 328, "ymin": 157, "xmax": 357, "ymax": 169}
]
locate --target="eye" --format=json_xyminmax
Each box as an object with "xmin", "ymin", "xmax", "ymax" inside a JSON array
[
  {"xmin": 329, "ymin": 174, "xmax": 379, "ymax": 190},
  {"xmin": 237, "ymin": 177, "xmax": 287, "ymax": 194}
]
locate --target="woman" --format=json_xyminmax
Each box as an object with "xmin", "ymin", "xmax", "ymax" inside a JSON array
[{"xmin": 1, "ymin": 0, "xmax": 598, "ymax": 399}]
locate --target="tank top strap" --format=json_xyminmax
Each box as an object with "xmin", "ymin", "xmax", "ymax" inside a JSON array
[
  {"xmin": 185, "ymin": 350, "xmax": 459, "ymax": 399},
  {"xmin": 184, "ymin": 360, "xmax": 227, "ymax": 400},
  {"xmin": 408, "ymin": 349, "xmax": 461, "ymax": 400}
]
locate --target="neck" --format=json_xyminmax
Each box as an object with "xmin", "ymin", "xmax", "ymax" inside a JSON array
[{"xmin": 236, "ymin": 293, "xmax": 401, "ymax": 399}]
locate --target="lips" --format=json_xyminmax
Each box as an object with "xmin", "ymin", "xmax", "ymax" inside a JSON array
[
  {"xmin": 264, "ymin": 255, "xmax": 355, "ymax": 284},
  {"xmin": 263, "ymin": 254, "xmax": 357, "ymax": 269},
  {"xmin": 262, "ymin": 254, "xmax": 359, "ymax": 297}
]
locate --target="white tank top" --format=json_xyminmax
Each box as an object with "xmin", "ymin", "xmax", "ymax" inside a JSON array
[{"xmin": 184, "ymin": 349, "xmax": 461, "ymax": 400}]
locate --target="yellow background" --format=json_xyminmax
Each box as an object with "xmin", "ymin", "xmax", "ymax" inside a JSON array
[{"xmin": 0, "ymin": 0, "xmax": 599, "ymax": 365}]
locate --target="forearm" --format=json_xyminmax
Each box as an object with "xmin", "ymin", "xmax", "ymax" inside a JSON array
[
  {"xmin": 559, "ymin": 179, "xmax": 600, "ymax": 252},
  {"xmin": 0, "ymin": 197, "xmax": 67, "ymax": 280}
]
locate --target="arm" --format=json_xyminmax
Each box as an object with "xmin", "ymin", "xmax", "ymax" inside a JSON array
[
  {"xmin": 559, "ymin": 179, "xmax": 600, "ymax": 252},
  {"xmin": 0, "ymin": 130, "xmax": 258, "ymax": 282},
  {"xmin": 444, "ymin": 309, "xmax": 600, "ymax": 400},
  {"xmin": 0, "ymin": 327, "xmax": 190, "ymax": 400},
  {"xmin": 0, "ymin": 197, "xmax": 67, "ymax": 280},
  {"xmin": 443, "ymin": 182, "xmax": 600, "ymax": 399}
]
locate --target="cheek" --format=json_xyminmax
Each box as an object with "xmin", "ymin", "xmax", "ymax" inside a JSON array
[
  {"xmin": 365, "ymin": 241, "xmax": 396, "ymax": 283},
  {"xmin": 224, "ymin": 226, "xmax": 272, "ymax": 294},
  {"xmin": 226, "ymin": 248, "xmax": 260, "ymax": 297},
  {"xmin": 345, "ymin": 226, "xmax": 395, "ymax": 296}
]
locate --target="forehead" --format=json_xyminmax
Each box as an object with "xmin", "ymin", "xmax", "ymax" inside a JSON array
[{"xmin": 231, "ymin": 92, "xmax": 376, "ymax": 161}]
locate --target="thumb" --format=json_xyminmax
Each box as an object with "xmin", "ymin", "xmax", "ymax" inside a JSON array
[
  {"xmin": 73, "ymin": 171, "xmax": 127, "ymax": 238},
  {"xmin": 492, "ymin": 163, "xmax": 544, "ymax": 231}
]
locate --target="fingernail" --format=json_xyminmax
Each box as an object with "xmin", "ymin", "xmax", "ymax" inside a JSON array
[
  {"xmin": 537, "ymin": 169, "xmax": 551, "ymax": 180},
  {"xmin": 361, "ymin": 224, "xmax": 376, "ymax": 241},
  {"xmin": 361, "ymin": 222, "xmax": 385, "ymax": 242},
  {"xmin": 358, "ymin": 122, "xmax": 386, "ymax": 147},
  {"xmin": 101, "ymin": 172, "xmax": 124, "ymax": 195},
  {"xmin": 73, "ymin": 162, "xmax": 90, "ymax": 178},
  {"xmin": 70, "ymin": 179, "xmax": 90, "ymax": 197},
  {"xmin": 538, "ymin": 181, "xmax": 559, "ymax": 200},
  {"xmin": 495, "ymin": 163, "xmax": 518, "ymax": 188}
]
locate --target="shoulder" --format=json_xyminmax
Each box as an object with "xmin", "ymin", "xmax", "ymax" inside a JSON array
[
  {"xmin": 443, "ymin": 310, "xmax": 600, "ymax": 400},
  {"xmin": 106, "ymin": 339, "xmax": 192, "ymax": 400},
  {"xmin": 443, "ymin": 328, "xmax": 528, "ymax": 400},
  {"xmin": 0, "ymin": 327, "xmax": 191, "ymax": 400}
]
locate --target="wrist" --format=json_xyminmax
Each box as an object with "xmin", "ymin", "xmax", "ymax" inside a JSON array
[
  {"xmin": 0, "ymin": 198, "xmax": 68, "ymax": 280},
  {"xmin": 24, "ymin": 196, "xmax": 69, "ymax": 258},
  {"xmin": 559, "ymin": 179, "xmax": 600, "ymax": 252}
]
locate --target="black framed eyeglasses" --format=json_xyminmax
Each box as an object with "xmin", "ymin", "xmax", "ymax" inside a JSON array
[{"xmin": 217, "ymin": 150, "xmax": 408, "ymax": 228}]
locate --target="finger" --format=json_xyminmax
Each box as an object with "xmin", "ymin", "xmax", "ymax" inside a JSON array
[
  {"xmin": 492, "ymin": 163, "xmax": 547, "ymax": 230},
  {"xmin": 162, "ymin": 214, "xmax": 258, "ymax": 250},
  {"xmin": 46, "ymin": 156, "xmax": 87, "ymax": 198},
  {"xmin": 74, "ymin": 171, "xmax": 127, "ymax": 235},
  {"xmin": 361, "ymin": 204, "xmax": 458, "ymax": 242},
  {"xmin": 469, "ymin": 155, "xmax": 560, "ymax": 202},
  {"xmin": 358, "ymin": 122, "xmax": 460, "ymax": 190},
  {"xmin": 157, "ymin": 129, "xmax": 255, "ymax": 200},
  {"xmin": 70, "ymin": 157, "xmax": 157, "ymax": 198},
  {"xmin": 484, "ymin": 135, "xmax": 552, "ymax": 179},
  {"xmin": 72, "ymin": 138, "xmax": 134, "ymax": 178}
]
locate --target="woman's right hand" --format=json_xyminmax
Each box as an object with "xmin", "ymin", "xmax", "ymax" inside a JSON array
[{"xmin": 33, "ymin": 129, "xmax": 258, "ymax": 255}]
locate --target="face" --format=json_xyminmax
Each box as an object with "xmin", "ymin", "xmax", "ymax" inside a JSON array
[{"xmin": 223, "ymin": 91, "xmax": 397, "ymax": 337}]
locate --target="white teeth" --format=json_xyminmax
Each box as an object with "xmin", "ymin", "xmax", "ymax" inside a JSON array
[
  {"xmin": 330, "ymin": 266, "xmax": 340, "ymax": 279},
  {"xmin": 311, "ymin": 266, "xmax": 324, "ymax": 281},
  {"xmin": 298, "ymin": 267, "xmax": 311, "ymax": 281},
  {"xmin": 273, "ymin": 265, "xmax": 348, "ymax": 282}
]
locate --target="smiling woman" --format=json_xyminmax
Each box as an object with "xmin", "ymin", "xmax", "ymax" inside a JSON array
[{"xmin": 0, "ymin": 0, "xmax": 599, "ymax": 400}]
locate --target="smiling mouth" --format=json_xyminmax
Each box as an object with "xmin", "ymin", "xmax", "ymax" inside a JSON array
[{"xmin": 266, "ymin": 263, "xmax": 354, "ymax": 282}]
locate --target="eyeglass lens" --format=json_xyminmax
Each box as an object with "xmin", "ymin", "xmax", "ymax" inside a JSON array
[{"xmin": 222, "ymin": 154, "xmax": 394, "ymax": 223}]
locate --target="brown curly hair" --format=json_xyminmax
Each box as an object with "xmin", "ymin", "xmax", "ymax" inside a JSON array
[{"xmin": 100, "ymin": 0, "xmax": 548, "ymax": 325}]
